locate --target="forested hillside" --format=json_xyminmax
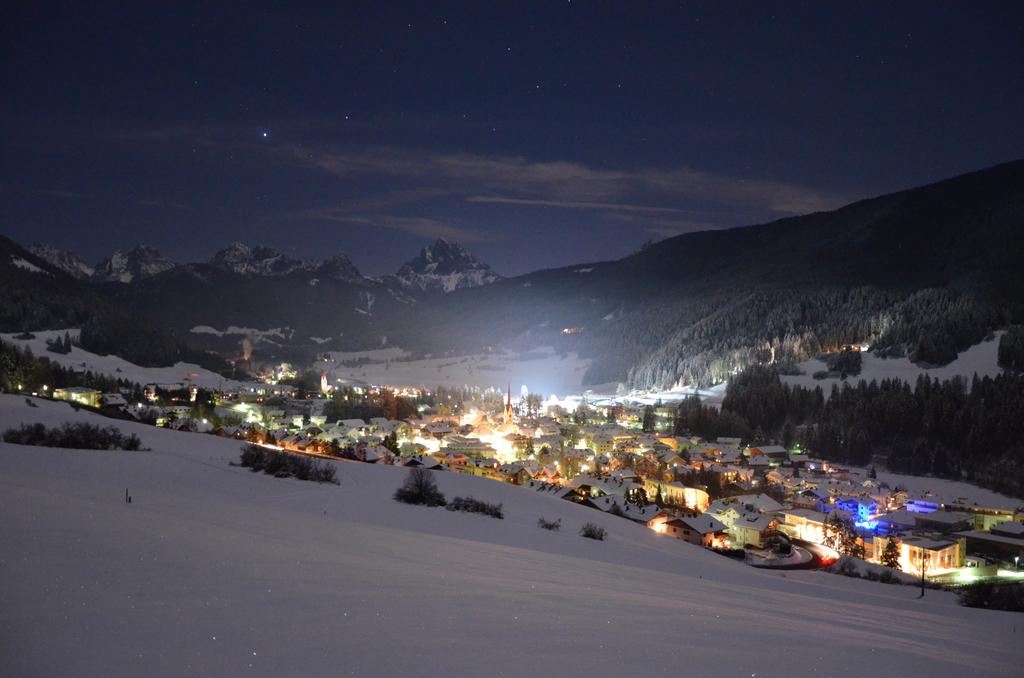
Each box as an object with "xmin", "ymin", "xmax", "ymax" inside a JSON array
[
  {"xmin": 0, "ymin": 237, "xmax": 229, "ymax": 374},
  {"xmin": 381, "ymin": 159, "xmax": 1024, "ymax": 389},
  {"xmin": 674, "ymin": 364, "xmax": 1024, "ymax": 499}
]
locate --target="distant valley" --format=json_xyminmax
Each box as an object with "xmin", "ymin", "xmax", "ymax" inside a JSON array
[{"xmin": 5, "ymin": 158, "xmax": 1024, "ymax": 391}]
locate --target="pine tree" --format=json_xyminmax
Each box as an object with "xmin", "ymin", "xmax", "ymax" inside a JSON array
[
  {"xmin": 881, "ymin": 538, "xmax": 901, "ymax": 570},
  {"xmin": 642, "ymin": 406, "xmax": 656, "ymax": 432}
]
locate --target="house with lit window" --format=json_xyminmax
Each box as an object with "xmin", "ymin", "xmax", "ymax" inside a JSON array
[
  {"xmin": 730, "ymin": 513, "xmax": 778, "ymax": 549},
  {"xmin": 777, "ymin": 508, "xmax": 829, "ymax": 544},
  {"xmin": 748, "ymin": 445, "xmax": 789, "ymax": 464},
  {"xmin": 874, "ymin": 534, "xmax": 964, "ymax": 575},
  {"xmin": 834, "ymin": 496, "xmax": 878, "ymax": 523},
  {"xmin": 660, "ymin": 514, "xmax": 729, "ymax": 547},
  {"xmin": 791, "ymin": 487, "xmax": 830, "ymax": 512},
  {"xmin": 643, "ymin": 480, "xmax": 710, "ymax": 512},
  {"xmin": 52, "ymin": 386, "xmax": 102, "ymax": 408}
]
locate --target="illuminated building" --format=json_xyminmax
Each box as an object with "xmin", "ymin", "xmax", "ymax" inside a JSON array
[
  {"xmin": 503, "ymin": 383, "xmax": 514, "ymax": 425},
  {"xmin": 51, "ymin": 386, "xmax": 102, "ymax": 408},
  {"xmin": 659, "ymin": 514, "xmax": 729, "ymax": 548}
]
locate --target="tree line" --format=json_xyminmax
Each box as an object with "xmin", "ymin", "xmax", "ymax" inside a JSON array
[{"xmin": 675, "ymin": 363, "xmax": 1024, "ymax": 499}]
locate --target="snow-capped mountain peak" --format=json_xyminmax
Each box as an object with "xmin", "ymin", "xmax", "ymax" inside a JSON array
[
  {"xmin": 93, "ymin": 245, "xmax": 174, "ymax": 283},
  {"xmin": 28, "ymin": 243, "xmax": 95, "ymax": 279},
  {"xmin": 394, "ymin": 238, "xmax": 500, "ymax": 293},
  {"xmin": 315, "ymin": 253, "xmax": 363, "ymax": 281},
  {"xmin": 209, "ymin": 242, "xmax": 312, "ymax": 276}
]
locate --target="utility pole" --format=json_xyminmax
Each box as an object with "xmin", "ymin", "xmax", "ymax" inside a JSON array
[{"xmin": 918, "ymin": 552, "xmax": 929, "ymax": 598}]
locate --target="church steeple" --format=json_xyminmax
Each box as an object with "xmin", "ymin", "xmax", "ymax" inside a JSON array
[{"xmin": 503, "ymin": 383, "xmax": 514, "ymax": 425}]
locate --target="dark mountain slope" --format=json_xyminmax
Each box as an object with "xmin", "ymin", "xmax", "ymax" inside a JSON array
[
  {"xmin": 107, "ymin": 261, "xmax": 409, "ymax": 360},
  {"xmin": 0, "ymin": 236, "xmax": 229, "ymax": 373},
  {"xmin": 378, "ymin": 159, "xmax": 1024, "ymax": 388}
]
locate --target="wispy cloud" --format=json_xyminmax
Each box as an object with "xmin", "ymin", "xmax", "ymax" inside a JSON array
[
  {"xmin": 298, "ymin": 207, "xmax": 489, "ymax": 242},
  {"xmin": 109, "ymin": 122, "xmax": 847, "ymax": 241},
  {"xmin": 280, "ymin": 144, "xmax": 843, "ymax": 225},
  {"xmin": 466, "ymin": 195, "xmax": 694, "ymax": 215}
]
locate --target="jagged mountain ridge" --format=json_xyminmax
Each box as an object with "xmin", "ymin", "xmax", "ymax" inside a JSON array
[
  {"xmin": 207, "ymin": 242, "xmax": 362, "ymax": 281},
  {"xmin": 92, "ymin": 245, "xmax": 176, "ymax": 284},
  {"xmin": 393, "ymin": 238, "xmax": 502, "ymax": 293},
  {"xmin": 27, "ymin": 244, "xmax": 95, "ymax": 280},
  {"xmin": 15, "ymin": 238, "xmax": 502, "ymax": 358}
]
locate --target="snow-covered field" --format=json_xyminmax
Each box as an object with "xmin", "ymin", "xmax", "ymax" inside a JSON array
[
  {"xmin": 328, "ymin": 346, "xmax": 591, "ymax": 396},
  {"xmin": 873, "ymin": 469, "xmax": 1023, "ymax": 511},
  {"xmin": 190, "ymin": 325, "xmax": 294, "ymax": 341},
  {"xmin": 328, "ymin": 347, "xmax": 412, "ymax": 362},
  {"xmin": 0, "ymin": 329, "xmax": 244, "ymax": 390},
  {"xmin": 781, "ymin": 333, "xmax": 1004, "ymax": 393},
  {"xmin": 1, "ymin": 395, "xmax": 1021, "ymax": 677}
]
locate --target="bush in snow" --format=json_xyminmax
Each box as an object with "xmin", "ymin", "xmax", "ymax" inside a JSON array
[
  {"xmin": 537, "ymin": 517, "xmax": 561, "ymax": 531},
  {"xmin": 580, "ymin": 522, "xmax": 607, "ymax": 541},
  {"xmin": 446, "ymin": 496, "xmax": 503, "ymax": 519},
  {"xmin": 393, "ymin": 467, "xmax": 447, "ymax": 507},
  {"xmin": 877, "ymin": 569, "xmax": 900, "ymax": 585},
  {"xmin": 237, "ymin": 443, "xmax": 338, "ymax": 484},
  {"xmin": 957, "ymin": 582, "xmax": 1024, "ymax": 612},
  {"xmin": 3, "ymin": 422, "xmax": 142, "ymax": 451}
]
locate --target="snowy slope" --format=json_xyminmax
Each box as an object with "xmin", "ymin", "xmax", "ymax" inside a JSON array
[
  {"xmin": 0, "ymin": 329, "xmax": 242, "ymax": 390},
  {"xmin": 209, "ymin": 242, "xmax": 309, "ymax": 276},
  {"xmin": 0, "ymin": 395, "xmax": 1021, "ymax": 677},
  {"xmin": 28, "ymin": 243, "xmax": 95, "ymax": 279},
  {"xmin": 394, "ymin": 238, "xmax": 501, "ymax": 292},
  {"xmin": 781, "ymin": 333, "xmax": 1004, "ymax": 393},
  {"xmin": 327, "ymin": 346, "xmax": 590, "ymax": 396}
]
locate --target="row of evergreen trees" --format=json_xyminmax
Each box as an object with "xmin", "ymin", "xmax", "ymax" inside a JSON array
[
  {"xmin": 0, "ymin": 341, "xmax": 142, "ymax": 399},
  {"xmin": 608, "ymin": 286, "xmax": 1004, "ymax": 390},
  {"xmin": 675, "ymin": 364, "xmax": 1024, "ymax": 499}
]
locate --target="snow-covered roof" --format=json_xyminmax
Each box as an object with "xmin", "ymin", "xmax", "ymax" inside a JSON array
[
  {"xmin": 733, "ymin": 513, "xmax": 775, "ymax": 531},
  {"xmin": 991, "ymin": 521, "xmax": 1024, "ymax": 537},
  {"xmin": 731, "ymin": 493, "xmax": 783, "ymax": 513},
  {"xmin": 670, "ymin": 514, "xmax": 727, "ymax": 535}
]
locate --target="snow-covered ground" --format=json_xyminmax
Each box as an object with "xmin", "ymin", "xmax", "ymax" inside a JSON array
[
  {"xmin": 872, "ymin": 468, "xmax": 1023, "ymax": 511},
  {"xmin": 781, "ymin": 333, "xmax": 1004, "ymax": 393},
  {"xmin": 0, "ymin": 329, "xmax": 244, "ymax": 390},
  {"xmin": 823, "ymin": 462, "xmax": 1023, "ymax": 511},
  {"xmin": 1, "ymin": 394, "xmax": 1021, "ymax": 677},
  {"xmin": 327, "ymin": 347, "xmax": 412, "ymax": 362},
  {"xmin": 190, "ymin": 325, "xmax": 294, "ymax": 342},
  {"xmin": 327, "ymin": 346, "xmax": 591, "ymax": 396}
]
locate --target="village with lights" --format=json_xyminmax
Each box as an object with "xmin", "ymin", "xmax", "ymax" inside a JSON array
[{"xmin": 42, "ymin": 362, "xmax": 1024, "ymax": 588}]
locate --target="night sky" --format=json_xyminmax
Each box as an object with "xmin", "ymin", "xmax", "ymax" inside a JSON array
[{"xmin": 2, "ymin": 2, "xmax": 1022, "ymax": 276}]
